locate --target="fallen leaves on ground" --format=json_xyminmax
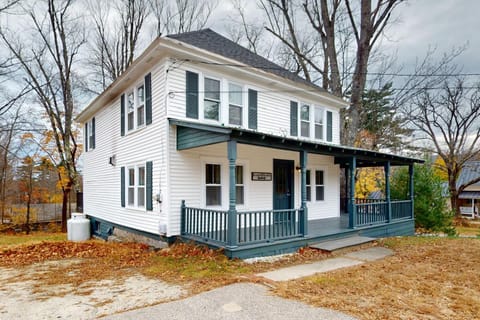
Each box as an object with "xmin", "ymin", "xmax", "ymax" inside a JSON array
[
  {"xmin": 0, "ymin": 240, "xmax": 152, "ymax": 267},
  {"xmin": 274, "ymin": 237, "xmax": 480, "ymax": 320}
]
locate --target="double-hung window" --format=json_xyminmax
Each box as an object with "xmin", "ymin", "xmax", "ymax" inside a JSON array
[
  {"xmin": 236, "ymin": 165, "xmax": 244, "ymax": 205},
  {"xmin": 137, "ymin": 166, "xmax": 145, "ymax": 207},
  {"xmin": 315, "ymin": 170, "xmax": 325, "ymax": 201},
  {"xmin": 127, "ymin": 91, "xmax": 135, "ymax": 131},
  {"xmin": 127, "ymin": 166, "xmax": 146, "ymax": 208},
  {"xmin": 229, "ymin": 83, "xmax": 243, "ymax": 125},
  {"xmin": 137, "ymin": 85, "xmax": 145, "ymax": 127},
  {"xmin": 314, "ymin": 107, "xmax": 324, "ymax": 140},
  {"xmin": 204, "ymin": 77, "xmax": 220, "ymax": 121},
  {"xmin": 128, "ymin": 168, "xmax": 135, "ymax": 206},
  {"xmin": 206, "ymin": 164, "xmax": 221, "ymax": 206},
  {"xmin": 300, "ymin": 104, "xmax": 310, "ymax": 137}
]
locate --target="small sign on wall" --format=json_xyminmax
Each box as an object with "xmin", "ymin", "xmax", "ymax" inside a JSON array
[{"xmin": 251, "ymin": 172, "xmax": 272, "ymax": 181}]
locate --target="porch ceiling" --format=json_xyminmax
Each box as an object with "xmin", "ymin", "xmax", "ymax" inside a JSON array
[{"xmin": 170, "ymin": 118, "xmax": 423, "ymax": 166}]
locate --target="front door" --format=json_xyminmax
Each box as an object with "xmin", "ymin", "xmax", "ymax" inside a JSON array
[{"xmin": 273, "ymin": 159, "xmax": 294, "ymax": 210}]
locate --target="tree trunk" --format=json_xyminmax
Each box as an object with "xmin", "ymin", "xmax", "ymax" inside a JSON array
[
  {"xmin": 61, "ymin": 187, "xmax": 70, "ymax": 232},
  {"xmin": 25, "ymin": 194, "xmax": 31, "ymax": 235}
]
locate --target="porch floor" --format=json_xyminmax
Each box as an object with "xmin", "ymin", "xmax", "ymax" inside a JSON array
[{"xmin": 308, "ymin": 214, "xmax": 350, "ymax": 237}]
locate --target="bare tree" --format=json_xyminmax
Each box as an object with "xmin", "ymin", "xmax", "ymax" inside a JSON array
[
  {"xmin": 149, "ymin": 0, "xmax": 216, "ymax": 37},
  {"xmin": 232, "ymin": 0, "xmax": 404, "ymax": 145},
  {"xmin": 0, "ymin": 108, "xmax": 20, "ymax": 223},
  {"xmin": 0, "ymin": 0, "xmax": 85, "ymax": 232},
  {"xmin": 87, "ymin": 0, "xmax": 149, "ymax": 90},
  {"xmin": 407, "ymin": 79, "xmax": 480, "ymax": 216}
]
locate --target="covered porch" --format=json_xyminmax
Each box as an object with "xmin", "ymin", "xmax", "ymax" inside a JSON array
[{"xmin": 172, "ymin": 119, "xmax": 421, "ymax": 258}]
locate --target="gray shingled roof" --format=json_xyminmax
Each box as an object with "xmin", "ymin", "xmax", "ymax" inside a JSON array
[
  {"xmin": 457, "ymin": 161, "xmax": 480, "ymax": 188},
  {"xmin": 167, "ymin": 28, "xmax": 324, "ymax": 92}
]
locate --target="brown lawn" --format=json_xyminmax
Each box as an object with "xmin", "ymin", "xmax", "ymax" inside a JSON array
[
  {"xmin": 1, "ymin": 233, "xmax": 480, "ymax": 319},
  {"xmin": 274, "ymin": 237, "xmax": 480, "ymax": 320}
]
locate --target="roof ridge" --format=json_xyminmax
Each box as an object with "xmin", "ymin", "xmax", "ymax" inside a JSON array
[{"xmin": 166, "ymin": 28, "xmax": 325, "ymax": 93}]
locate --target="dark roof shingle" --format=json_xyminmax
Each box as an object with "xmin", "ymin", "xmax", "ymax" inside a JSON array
[
  {"xmin": 167, "ymin": 28, "xmax": 324, "ymax": 92},
  {"xmin": 457, "ymin": 161, "xmax": 480, "ymax": 188}
]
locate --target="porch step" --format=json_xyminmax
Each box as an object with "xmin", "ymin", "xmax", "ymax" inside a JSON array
[{"xmin": 309, "ymin": 236, "xmax": 375, "ymax": 252}]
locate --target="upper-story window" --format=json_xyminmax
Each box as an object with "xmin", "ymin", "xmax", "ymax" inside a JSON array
[
  {"xmin": 127, "ymin": 91, "xmax": 135, "ymax": 131},
  {"xmin": 185, "ymin": 70, "xmax": 258, "ymax": 130},
  {"xmin": 300, "ymin": 104, "xmax": 310, "ymax": 137},
  {"xmin": 314, "ymin": 107, "xmax": 324, "ymax": 140},
  {"xmin": 137, "ymin": 85, "xmax": 145, "ymax": 127},
  {"xmin": 229, "ymin": 83, "xmax": 243, "ymax": 125},
  {"xmin": 84, "ymin": 117, "xmax": 95, "ymax": 152},
  {"xmin": 126, "ymin": 82, "xmax": 146, "ymax": 132},
  {"xmin": 204, "ymin": 77, "xmax": 220, "ymax": 121}
]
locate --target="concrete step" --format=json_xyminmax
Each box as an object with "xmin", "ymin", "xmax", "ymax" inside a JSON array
[{"xmin": 309, "ymin": 235, "xmax": 375, "ymax": 252}]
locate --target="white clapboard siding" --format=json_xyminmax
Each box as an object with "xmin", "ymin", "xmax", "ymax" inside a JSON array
[
  {"xmin": 165, "ymin": 62, "xmax": 342, "ymax": 145},
  {"xmin": 83, "ymin": 61, "xmax": 168, "ymax": 235},
  {"xmin": 167, "ymin": 138, "xmax": 341, "ymax": 236}
]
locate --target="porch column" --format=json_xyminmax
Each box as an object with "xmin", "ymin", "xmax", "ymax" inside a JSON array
[
  {"xmin": 409, "ymin": 164, "xmax": 414, "ymax": 219},
  {"xmin": 344, "ymin": 167, "xmax": 349, "ymax": 214},
  {"xmin": 300, "ymin": 150, "xmax": 308, "ymax": 235},
  {"xmin": 227, "ymin": 140, "xmax": 237, "ymax": 247},
  {"xmin": 349, "ymin": 157, "xmax": 357, "ymax": 228},
  {"xmin": 385, "ymin": 161, "xmax": 392, "ymax": 222}
]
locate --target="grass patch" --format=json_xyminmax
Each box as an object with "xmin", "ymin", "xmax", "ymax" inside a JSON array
[
  {"xmin": 0, "ymin": 232, "xmax": 66, "ymax": 248},
  {"xmin": 274, "ymin": 237, "xmax": 480, "ymax": 320}
]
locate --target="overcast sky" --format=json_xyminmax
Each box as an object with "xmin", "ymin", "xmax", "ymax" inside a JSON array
[{"xmin": 208, "ymin": 0, "xmax": 479, "ymax": 76}]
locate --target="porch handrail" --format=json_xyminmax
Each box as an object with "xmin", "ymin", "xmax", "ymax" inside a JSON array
[
  {"xmin": 391, "ymin": 200, "xmax": 413, "ymax": 220},
  {"xmin": 181, "ymin": 201, "xmax": 303, "ymax": 246}
]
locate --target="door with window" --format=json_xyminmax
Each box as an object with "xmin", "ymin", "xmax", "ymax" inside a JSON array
[{"xmin": 273, "ymin": 159, "xmax": 294, "ymax": 211}]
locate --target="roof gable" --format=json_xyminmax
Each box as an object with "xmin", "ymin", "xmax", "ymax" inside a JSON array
[{"xmin": 167, "ymin": 28, "xmax": 324, "ymax": 92}]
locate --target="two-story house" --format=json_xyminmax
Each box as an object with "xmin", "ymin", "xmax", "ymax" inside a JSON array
[{"xmin": 77, "ymin": 29, "xmax": 422, "ymax": 258}]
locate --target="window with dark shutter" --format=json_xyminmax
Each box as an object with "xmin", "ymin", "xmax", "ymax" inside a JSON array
[
  {"xmin": 91, "ymin": 117, "xmax": 96, "ymax": 149},
  {"xmin": 146, "ymin": 161, "xmax": 153, "ymax": 211},
  {"xmin": 327, "ymin": 111, "xmax": 333, "ymax": 142},
  {"xmin": 186, "ymin": 71, "xmax": 199, "ymax": 119},
  {"xmin": 84, "ymin": 123, "xmax": 88, "ymax": 152},
  {"xmin": 290, "ymin": 101, "xmax": 298, "ymax": 136},
  {"xmin": 121, "ymin": 167, "xmax": 125, "ymax": 207},
  {"xmin": 248, "ymin": 89, "xmax": 257, "ymax": 130},
  {"xmin": 145, "ymin": 73, "xmax": 152, "ymax": 125},
  {"xmin": 121, "ymin": 94, "xmax": 125, "ymax": 136}
]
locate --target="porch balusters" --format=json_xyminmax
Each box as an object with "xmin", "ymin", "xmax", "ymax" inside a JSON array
[
  {"xmin": 227, "ymin": 139, "xmax": 238, "ymax": 248},
  {"xmin": 385, "ymin": 161, "xmax": 392, "ymax": 223},
  {"xmin": 300, "ymin": 150, "xmax": 308, "ymax": 235},
  {"xmin": 349, "ymin": 156, "xmax": 357, "ymax": 228}
]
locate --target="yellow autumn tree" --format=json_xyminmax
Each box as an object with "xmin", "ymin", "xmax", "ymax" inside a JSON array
[
  {"xmin": 355, "ymin": 167, "xmax": 384, "ymax": 199},
  {"xmin": 432, "ymin": 156, "xmax": 448, "ymax": 181}
]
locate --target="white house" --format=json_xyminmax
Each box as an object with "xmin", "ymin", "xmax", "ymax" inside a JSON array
[{"xmin": 77, "ymin": 29, "xmax": 421, "ymax": 258}]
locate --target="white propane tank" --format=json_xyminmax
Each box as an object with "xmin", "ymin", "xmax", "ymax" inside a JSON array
[{"xmin": 67, "ymin": 213, "xmax": 91, "ymax": 241}]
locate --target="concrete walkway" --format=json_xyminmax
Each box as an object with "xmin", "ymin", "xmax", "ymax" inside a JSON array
[
  {"xmin": 103, "ymin": 283, "xmax": 357, "ymax": 320},
  {"xmin": 105, "ymin": 247, "xmax": 393, "ymax": 320},
  {"xmin": 258, "ymin": 247, "xmax": 393, "ymax": 281}
]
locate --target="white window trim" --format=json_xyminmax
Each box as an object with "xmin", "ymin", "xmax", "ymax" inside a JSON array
[
  {"xmin": 87, "ymin": 119, "xmax": 94, "ymax": 151},
  {"xmin": 306, "ymin": 169, "xmax": 312, "ymax": 202},
  {"xmin": 200, "ymin": 74, "xmax": 222, "ymax": 124},
  {"xmin": 300, "ymin": 102, "xmax": 310, "ymax": 138},
  {"xmin": 126, "ymin": 163, "xmax": 147, "ymax": 210},
  {"xmin": 228, "ymin": 81, "xmax": 244, "ymax": 127},
  {"xmin": 314, "ymin": 106, "xmax": 325, "ymax": 140},
  {"xmin": 124, "ymin": 79, "xmax": 146, "ymax": 134},
  {"xmin": 200, "ymin": 157, "xmax": 249, "ymax": 209}
]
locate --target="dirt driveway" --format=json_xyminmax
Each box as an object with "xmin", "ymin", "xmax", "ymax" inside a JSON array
[{"xmin": 0, "ymin": 260, "xmax": 185, "ymax": 319}]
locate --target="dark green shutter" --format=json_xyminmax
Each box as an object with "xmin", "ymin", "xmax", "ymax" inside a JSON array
[
  {"xmin": 84, "ymin": 123, "xmax": 88, "ymax": 152},
  {"xmin": 91, "ymin": 117, "xmax": 96, "ymax": 149},
  {"xmin": 120, "ymin": 94, "xmax": 125, "ymax": 136},
  {"xmin": 146, "ymin": 161, "xmax": 153, "ymax": 211},
  {"xmin": 327, "ymin": 111, "xmax": 333, "ymax": 142},
  {"xmin": 186, "ymin": 71, "xmax": 199, "ymax": 119},
  {"xmin": 248, "ymin": 89, "xmax": 257, "ymax": 130},
  {"xmin": 145, "ymin": 73, "xmax": 152, "ymax": 125},
  {"xmin": 290, "ymin": 101, "xmax": 298, "ymax": 136},
  {"xmin": 120, "ymin": 167, "xmax": 125, "ymax": 207}
]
